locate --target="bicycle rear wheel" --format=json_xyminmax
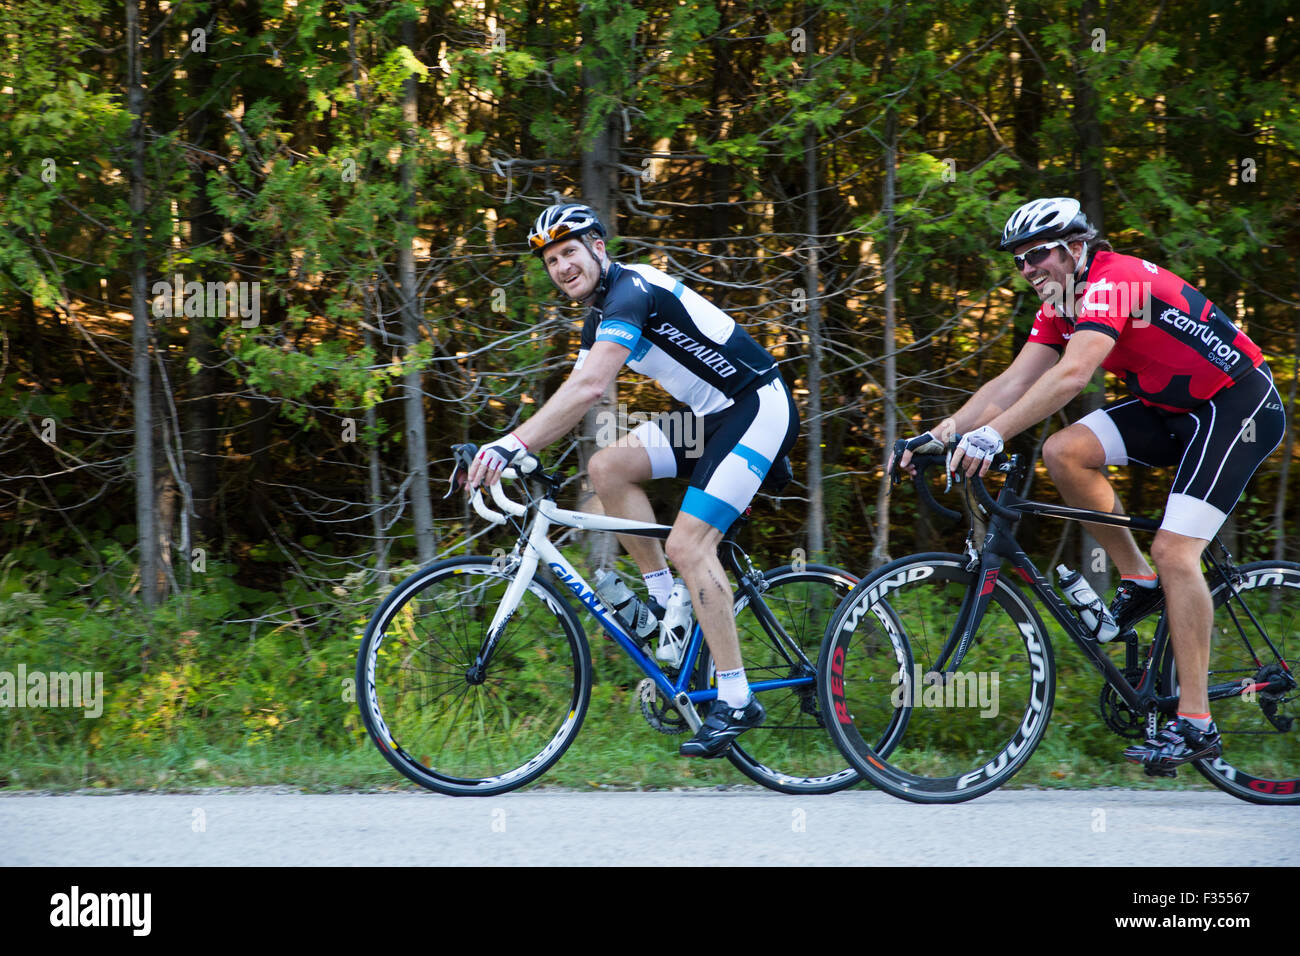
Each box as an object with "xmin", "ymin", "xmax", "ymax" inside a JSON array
[
  {"xmin": 818, "ymin": 553, "xmax": 1055, "ymax": 803},
  {"xmin": 698, "ymin": 565, "xmax": 874, "ymax": 794},
  {"xmin": 1158, "ymin": 560, "xmax": 1300, "ymax": 805},
  {"xmin": 357, "ymin": 556, "xmax": 592, "ymax": 796}
]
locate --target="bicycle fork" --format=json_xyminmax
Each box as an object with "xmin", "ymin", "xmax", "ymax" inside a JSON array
[
  {"xmin": 469, "ymin": 513, "xmax": 548, "ymax": 682},
  {"xmin": 932, "ymin": 548, "xmax": 1005, "ymax": 676}
]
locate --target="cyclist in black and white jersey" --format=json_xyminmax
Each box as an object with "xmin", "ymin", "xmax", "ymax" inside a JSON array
[{"xmin": 467, "ymin": 202, "xmax": 800, "ymax": 757}]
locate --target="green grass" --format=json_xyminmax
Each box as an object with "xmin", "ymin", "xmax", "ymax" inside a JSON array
[
  {"xmin": 1, "ymin": 678, "xmax": 1219, "ymax": 794},
  {"xmin": 0, "ymin": 556, "xmax": 1254, "ymax": 796}
]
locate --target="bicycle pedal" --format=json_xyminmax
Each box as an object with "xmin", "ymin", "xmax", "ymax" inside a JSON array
[{"xmin": 1143, "ymin": 764, "xmax": 1178, "ymax": 779}]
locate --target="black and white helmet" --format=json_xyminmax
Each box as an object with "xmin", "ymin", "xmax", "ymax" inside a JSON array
[
  {"xmin": 997, "ymin": 197, "xmax": 1095, "ymax": 251},
  {"xmin": 528, "ymin": 202, "xmax": 605, "ymax": 256}
]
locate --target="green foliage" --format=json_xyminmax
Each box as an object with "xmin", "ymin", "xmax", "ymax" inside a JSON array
[{"xmin": 1, "ymin": 0, "xmax": 1298, "ymax": 790}]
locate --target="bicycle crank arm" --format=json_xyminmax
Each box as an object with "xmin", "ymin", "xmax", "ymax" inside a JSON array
[{"xmin": 673, "ymin": 691, "xmax": 703, "ymax": 732}]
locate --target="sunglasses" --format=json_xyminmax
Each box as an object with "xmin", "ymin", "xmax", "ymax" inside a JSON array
[
  {"xmin": 1013, "ymin": 240, "xmax": 1068, "ymax": 272},
  {"xmin": 529, "ymin": 223, "xmax": 575, "ymax": 251}
]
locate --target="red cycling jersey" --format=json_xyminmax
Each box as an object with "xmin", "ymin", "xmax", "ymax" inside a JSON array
[{"xmin": 1027, "ymin": 250, "xmax": 1264, "ymax": 411}]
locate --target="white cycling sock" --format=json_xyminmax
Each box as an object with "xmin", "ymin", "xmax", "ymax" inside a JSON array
[
  {"xmin": 717, "ymin": 668, "xmax": 750, "ymax": 708},
  {"xmin": 643, "ymin": 567, "xmax": 673, "ymax": 607}
]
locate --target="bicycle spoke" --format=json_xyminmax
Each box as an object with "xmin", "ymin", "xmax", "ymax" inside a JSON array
[{"xmin": 358, "ymin": 558, "xmax": 590, "ymax": 795}]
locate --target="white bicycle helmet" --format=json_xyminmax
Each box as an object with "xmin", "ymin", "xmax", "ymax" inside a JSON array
[
  {"xmin": 997, "ymin": 197, "xmax": 1095, "ymax": 251},
  {"xmin": 528, "ymin": 202, "xmax": 605, "ymax": 256}
]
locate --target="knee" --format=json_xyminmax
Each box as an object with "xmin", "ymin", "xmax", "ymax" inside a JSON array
[
  {"xmin": 1150, "ymin": 535, "xmax": 1205, "ymax": 578},
  {"xmin": 664, "ymin": 532, "xmax": 690, "ymax": 570},
  {"xmin": 665, "ymin": 529, "xmax": 705, "ymax": 572},
  {"xmin": 587, "ymin": 448, "xmax": 620, "ymax": 494},
  {"xmin": 1042, "ymin": 427, "xmax": 1099, "ymax": 478}
]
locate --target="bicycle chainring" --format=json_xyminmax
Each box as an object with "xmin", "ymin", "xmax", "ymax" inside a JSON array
[
  {"xmin": 638, "ymin": 679, "xmax": 688, "ymax": 735},
  {"xmin": 1099, "ymin": 683, "xmax": 1145, "ymax": 738}
]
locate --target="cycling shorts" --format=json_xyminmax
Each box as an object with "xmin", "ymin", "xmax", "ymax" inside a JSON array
[
  {"xmin": 1077, "ymin": 365, "xmax": 1284, "ymax": 539},
  {"xmin": 629, "ymin": 369, "xmax": 800, "ymax": 533}
]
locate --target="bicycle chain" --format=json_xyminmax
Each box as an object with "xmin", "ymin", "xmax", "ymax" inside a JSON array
[{"xmin": 637, "ymin": 679, "xmax": 688, "ymax": 735}]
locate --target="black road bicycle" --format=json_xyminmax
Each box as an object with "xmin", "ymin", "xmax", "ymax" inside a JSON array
[{"xmin": 818, "ymin": 448, "xmax": 1299, "ymax": 805}]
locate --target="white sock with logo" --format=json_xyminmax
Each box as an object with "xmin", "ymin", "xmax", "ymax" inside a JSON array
[
  {"xmin": 717, "ymin": 668, "xmax": 751, "ymax": 709},
  {"xmin": 643, "ymin": 568, "xmax": 673, "ymax": 607}
]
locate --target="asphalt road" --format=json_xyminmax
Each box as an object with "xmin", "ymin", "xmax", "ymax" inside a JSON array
[{"xmin": 3, "ymin": 787, "xmax": 1296, "ymax": 866}]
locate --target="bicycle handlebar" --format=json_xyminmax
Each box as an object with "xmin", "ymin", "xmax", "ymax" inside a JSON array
[
  {"xmin": 965, "ymin": 464, "xmax": 1022, "ymax": 521},
  {"xmin": 901, "ymin": 452, "xmax": 963, "ymax": 524},
  {"xmin": 891, "ymin": 436, "xmax": 1021, "ymax": 525},
  {"xmin": 448, "ymin": 442, "xmax": 540, "ymax": 526}
]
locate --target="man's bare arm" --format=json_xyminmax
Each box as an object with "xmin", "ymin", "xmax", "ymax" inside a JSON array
[
  {"xmin": 986, "ymin": 330, "xmax": 1114, "ymax": 441},
  {"xmin": 513, "ymin": 341, "xmax": 630, "ymax": 450}
]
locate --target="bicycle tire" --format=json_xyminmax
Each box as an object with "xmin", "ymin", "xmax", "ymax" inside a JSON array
[
  {"xmin": 818, "ymin": 553, "xmax": 1056, "ymax": 803},
  {"xmin": 698, "ymin": 564, "xmax": 884, "ymax": 794},
  {"xmin": 357, "ymin": 556, "xmax": 592, "ymax": 796},
  {"xmin": 1156, "ymin": 560, "xmax": 1300, "ymax": 805}
]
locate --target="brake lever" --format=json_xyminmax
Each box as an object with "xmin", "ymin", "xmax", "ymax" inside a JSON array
[
  {"xmin": 889, "ymin": 438, "xmax": 907, "ymax": 487},
  {"xmin": 444, "ymin": 443, "xmax": 479, "ymax": 500}
]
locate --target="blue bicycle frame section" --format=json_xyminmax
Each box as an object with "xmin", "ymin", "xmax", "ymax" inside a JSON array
[{"xmin": 516, "ymin": 502, "xmax": 810, "ymax": 706}]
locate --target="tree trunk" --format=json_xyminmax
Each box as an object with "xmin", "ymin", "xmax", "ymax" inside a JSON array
[
  {"xmin": 871, "ymin": 24, "xmax": 898, "ymax": 570},
  {"xmin": 578, "ymin": 9, "xmax": 619, "ymax": 570},
  {"xmin": 400, "ymin": 13, "xmax": 436, "ymax": 564},
  {"xmin": 127, "ymin": 0, "xmax": 159, "ymax": 607},
  {"xmin": 804, "ymin": 123, "xmax": 826, "ymax": 563},
  {"xmin": 184, "ymin": 0, "xmax": 225, "ymax": 548}
]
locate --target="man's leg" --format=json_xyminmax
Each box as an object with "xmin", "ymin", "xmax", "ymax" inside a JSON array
[
  {"xmin": 1121, "ymin": 527, "xmax": 1221, "ymax": 770},
  {"xmin": 1150, "ymin": 529, "xmax": 1212, "ymax": 715},
  {"xmin": 1043, "ymin": 423, "xmax": 1152, "ymax": 579},
  {"xmin": 667, "ymin": 512, "xmax": 766, "ymax": 757},
  {"xmin": 665, "ymin": 513, "xmax": 735, "ymax": 668},
  {"xmin": 587, "ymin": 436, "xmax": 668, "ymax": 577}
]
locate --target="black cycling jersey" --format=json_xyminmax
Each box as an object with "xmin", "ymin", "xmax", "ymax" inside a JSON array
[{"xmin": 576, "ymin": 261, "xmax": 777, "ymax": 416}]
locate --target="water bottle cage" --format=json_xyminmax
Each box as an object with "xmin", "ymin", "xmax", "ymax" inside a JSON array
[{"xmin": 1077, "ymin": 604, "xmax": 1105, "ymax": 640}]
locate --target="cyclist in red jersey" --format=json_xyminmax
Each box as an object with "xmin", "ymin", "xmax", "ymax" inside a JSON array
[{"xmin": 897, "ymin": 197, "xmax": 1285, "ymax": 772}]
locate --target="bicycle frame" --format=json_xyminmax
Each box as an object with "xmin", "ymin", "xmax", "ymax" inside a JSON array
[
  {"xmin": 938, "ymin": 460, "xmax": 1231, "ymax": 722},
  {"xmin": 950, "ymin": 506, "xmax": 1178, "ymax": 720},
  {"xmin": 475, "ymin": 490, "xmax": 818, "ymax": 729}
]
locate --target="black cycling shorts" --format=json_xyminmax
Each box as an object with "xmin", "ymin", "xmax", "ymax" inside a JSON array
[{"xmin": 1077, "ymin": 364, "xmax": 1285, "ymax": 538}]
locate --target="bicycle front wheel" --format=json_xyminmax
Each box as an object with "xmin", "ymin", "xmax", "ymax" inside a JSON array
[
  {"xmin": 819, "ymin": 553, "xmax": 1055, "ymax": 803},
  {"xmin": 357, "ymin": 556, "xmax": 592, "ymax": 796},
  {"xmin": 698, "ymin": 564, "xmax": 869, "ymax": 794},
  {"xmin": 1158, "ymin": 560, "xmax": 1300, "ymax": 805}
]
